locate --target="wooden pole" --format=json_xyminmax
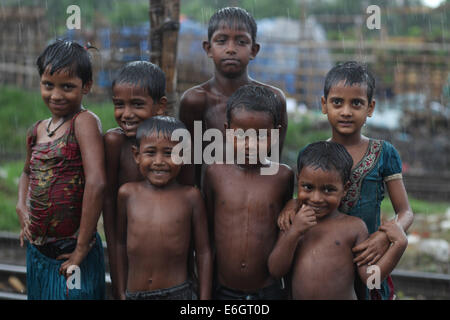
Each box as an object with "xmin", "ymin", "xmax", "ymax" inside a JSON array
[{"xmin": 149, "ymin": 0, "xmax": 180, "ymax": 116}]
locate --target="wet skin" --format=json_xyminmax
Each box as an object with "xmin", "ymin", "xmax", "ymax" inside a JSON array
[
  {"xmin": 103, "ymin": 83, "xmax": 166, "ymax": 298},
  {"xmin": 178, "ymin": 25, "xmax": 287, "ymax": 186},
  {"xmin": 116, "ymin": 134, "xmax": 212, "ymax": 299},
  {"xmin": 269, "ymin": 166, "xmax": 408, "ymax": 299},
  {"xmin": 204, "ymin": 110, "xmax": 293, "ymax": 291}
]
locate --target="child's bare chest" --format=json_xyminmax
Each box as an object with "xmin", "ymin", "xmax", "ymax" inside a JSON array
[{"xmin": 203, "ymin": 94, "xmax": 227, "ymax": 131}]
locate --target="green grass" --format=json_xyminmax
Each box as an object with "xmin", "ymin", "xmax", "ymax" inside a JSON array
[
  {"xmin": 381, "ymin": 196, "xmax": 450, "ymax": 216},
  {"xmin": 0, "ymin": 86, "xmax": 117, "ymax": 156}
]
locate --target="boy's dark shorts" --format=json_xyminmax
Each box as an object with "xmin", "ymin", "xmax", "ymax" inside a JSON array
[
  {"xmin": 214, "ymin": 281, "xmax": 286, "ymax": 300},
  {"xmin": 125, "ymin": 280, "xmax": 197, "ymax": 300}
]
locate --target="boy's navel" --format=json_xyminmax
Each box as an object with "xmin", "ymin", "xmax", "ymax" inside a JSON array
[{"xmin": 335, "ymin": 240, "xmax": 340, "ymax": 246}]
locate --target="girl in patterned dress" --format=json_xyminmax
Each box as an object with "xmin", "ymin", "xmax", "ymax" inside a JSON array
[
  {"xmin": 16, "ymin": 40, "xmax": 106, "ymax": 299},
  {"xmin": 279, "ymin": 61, "xmax": 414, "ymax": 299}
]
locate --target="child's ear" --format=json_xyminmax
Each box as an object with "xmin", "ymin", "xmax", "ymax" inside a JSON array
[
  {"xmin": 367, "ymin": 99, "xmax": 375, "ymax": 117},
  {"xmin": 156, "ymin": 96, "xmax": 168, "ymax": 115},
  {"xmin": 132, "ymin": 145, "xmax": 140, "ymax": 164},
  {"xmin": 224, "ymin": 122, "xmax": 229, "ymax": 130},
  {"xmin": 203, "ymin": 41, "xmax": 212, "ymax": 57},
  {"xmin": 250, "ymin": 43, "xmax": 260, "ymax": 60},
  {"xmin": 321, "ymin": 96, "xmax": 327, "ymax": 114},
  {"xmin": 82, "ymin": 80, "xmax": 93, "ymax": 95}
]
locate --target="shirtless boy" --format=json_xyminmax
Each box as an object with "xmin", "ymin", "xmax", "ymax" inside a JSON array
[
  {"xmin": 115, "ymin": 116, "xmax": 212, "ymax": 300},
  {"xmin": 103, "ymin": 61, "xmax": 166, "ymax": 298},
  {"xmin": 203, "ymin": 85, "xmax": 294, "ymax": 299},
  {"xmin": 179, "ymin": 7, "xmax": 287, "ymax": 186},
  {"xmin": 268, "ymin": 141, "xmax": 408, "ymax": 299}
]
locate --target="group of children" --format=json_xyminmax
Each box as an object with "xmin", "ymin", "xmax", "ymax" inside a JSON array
[{"xmin": 16, "ymin": 7, "xmax": 413, "ymax": 300}]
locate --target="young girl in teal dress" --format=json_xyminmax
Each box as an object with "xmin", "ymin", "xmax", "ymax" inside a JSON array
[
  {"xmin": 16, "ymin": 40, "xmax": 106, "ymax": 299},
  {"xmin": 279, "ymin": 61, "xmax": 414, "ymax": 300}
]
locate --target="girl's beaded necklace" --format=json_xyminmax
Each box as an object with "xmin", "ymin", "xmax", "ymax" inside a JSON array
[{"xmin": 46, "ymin": 116, "xmax": 67, "ymax": 137}]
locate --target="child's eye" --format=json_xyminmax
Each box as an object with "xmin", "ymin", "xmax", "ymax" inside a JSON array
[
  {"xmin": 302, "ymin": 184, "xmax": 312, "ymax": 191},
  {"xmin": 42, "ymin": 82, "xmax": 53, "ymax": 89},
  {"xmin": 352, "ymin": 100, "xmax": 363, "ymax": 108},
  {"xmin": 331, "ymin": 98, "xmax": 342, "ymax": 105},
  {"xmin": 323, "ymin": 186, "xmax": 337, "ymax": 193}
]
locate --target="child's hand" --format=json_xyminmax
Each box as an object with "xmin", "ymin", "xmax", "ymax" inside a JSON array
[
  {"xmin": 57, "ymin": 242, "xmax": 93, "ymax": 278},
  {"xmin": 291, "ymin": 204, "xmax": 317, "ymax": 235},
  {"xmin": 16, "ymin": 204, "xmax": 32, "ymax": 247},
  {"xmin": 352, "ymin": 230, "xmax": 390, "ymax": 266},
  {"xmin": 379, "ymin": 219, "xmax": 408, "ymax": 246},
  {"xmin": 277, "ymin": 199, "xmax": 300, "ymax": 231}
]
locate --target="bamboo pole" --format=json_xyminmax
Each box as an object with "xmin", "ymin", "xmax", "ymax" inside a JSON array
[{"xmin": 149, "ymin": 0, "xmax": 180, "ymax": 116}]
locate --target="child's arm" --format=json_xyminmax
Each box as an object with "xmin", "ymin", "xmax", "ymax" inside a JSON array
[
  {"xmin": 115, "ymin": 185, "xmax": 129, "ymax": 300},
  {"xmin": 357, "ymin": 219, "xmax": 408, "ymax": 287},
  {"xmin": 353, "ymin": 179, "xmax": 413, "ymax": 267},
  {"xmin": 58, "ymin": 111, "xmax": 106, "ymax": 275},
  {"xmin": 268, "ymin": 203, "xmax": 316, "ymax": 278},
  {"xmin": 16, "ymin": 128, "xmax": 33, "ymax": 247},
  {"xmin": 190, "ymin": 187, "xmax": 213, "ymax": 300},
  {"xmin": 102, "ymin": 131, "xmax": 123, "ymax": 299},
  {"xmin": 178, "ymin": 89, "xmax": 205, "ymax": 187}
]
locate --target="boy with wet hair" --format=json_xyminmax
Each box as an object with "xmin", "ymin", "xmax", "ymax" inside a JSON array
[
  {"xmin": 269, "ymin": 141, "xmax": 408, "ymax": 299},
  {"xmin": 116, "ymin": 116, "xmax": 212, "ymax": 300},
  {"xmin": 103, "ymin": 61, "xmax": 167, "ymax": 298},
  {"xmin": 179, "ymin": 6, "xmax": 287, "ymax": 186},
  {"xmin": 203, "ymin": 85, "xmax": 294, "ymax": 300}
]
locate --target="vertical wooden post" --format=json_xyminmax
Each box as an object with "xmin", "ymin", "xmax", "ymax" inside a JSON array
[{"xmin": 149, "ymin": 0, "xmax": 180, "ymax": 116}]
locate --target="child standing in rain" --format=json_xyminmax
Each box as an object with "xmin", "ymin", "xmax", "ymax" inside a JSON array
[
  {"xmin": 16, "ymin": 40, "xmax": 106, "ymax": 299},
  {"xmin": 179, "ymin": 7, "xmax": 288, "ymax": 186},
  {"xmin": 103, "ymin": 61, "xmax": 167, "ymax": 298},
  {"xmin": 278, "ymin": 61, "xmax": 414, "ymax": 299}
]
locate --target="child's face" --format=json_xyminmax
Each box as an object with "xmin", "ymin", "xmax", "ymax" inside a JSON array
[
  {"xmin": 112, "ymin": 83, "xmax": 165, "ymax": 137},
  {"xmin": 297, "ymin": 165, "xmax": 348, "ymax": 220},
  {"xmin": 40, "ymin": 67, "xmax": 91, "ymax": 119},
  {"xmin": 204, "ymin": 24, "xmax": 259, "ymax": 78},
  {"xmin": 133, "ymin": 132, "xmax": 181, "ymax": 188},
  {"xmin": 226, "ymin": 109, "xmax": 275, "ymax": 165},
  {"xmin": 321, "ymin": 80, "xmax": 375, "ymax": 138}
]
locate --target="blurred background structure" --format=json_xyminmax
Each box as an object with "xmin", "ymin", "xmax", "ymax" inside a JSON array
[{"xmin": 0, "ymin": 0, "xmax": 449, "ymax": 299}]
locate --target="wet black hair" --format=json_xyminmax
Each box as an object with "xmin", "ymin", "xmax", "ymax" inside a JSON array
[
  {"xmin": 324, "ymin": 61, "xmax": 376, "ymax": 102},
  {"xmin": 36, "ymin": 39, "xmax": 93, "ymax": 86},
  {"xmin": 297, "ymin": 141, "xmax": 353, "ymax": 184},
  {"xmin": 135, "ymin": 116, "xmax": 186, "ymax": 148},
  {"xmin": 226, "ymin": 84, "xmax": 281, "ymax": 127},
  {"xmin": 112, "ymin": 61, "xmax": 166, "ymax": 102},
  {"xmin": 208, "ymin": 7, "xmax": 257, "ymax": 43}
]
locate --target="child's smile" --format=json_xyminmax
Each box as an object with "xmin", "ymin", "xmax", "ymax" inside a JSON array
[
  {"xmin": 134, "ymin": 133, "xmax": 181, "ymax": 188},
  {"xmin": 40, "ymin": 68, "xmax": 90, "ymax": 121},
  {"xmin": 113, "ymin": 83, "xmax": 163, "ymax": 137},
  {"xmin": 297, "ymin": 166, "xmax": 348, "ymax": 220}
]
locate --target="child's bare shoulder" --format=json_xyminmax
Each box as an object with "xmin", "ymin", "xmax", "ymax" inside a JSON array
[
  {"xmin": 75, "ymin": 109, "xmax": 102, "ymax": 128},
  {"xmin": 104, "ymin": 127, "xmax": 127, "ymax": 146},
  {"xmin": 338, "ymin": 213, "xmax": 369, "ymax": 238},
  {"xmin": 251, "ymin": 80, "xmax": 286, "ymax": 101},
  {"xmin": 180, "ymin": 81, "xmax": 212, "ymax": 113},
  {"xmin": 180, "ymin": 185, "xmax": 204, "ymax": 205},
  {"xmin": 275, "ymin": 163, "xmax": 294, "ymax": 179},
  {"xmin": 118, "ymin": 180, "xmax": 142, "ymax": 197}
]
